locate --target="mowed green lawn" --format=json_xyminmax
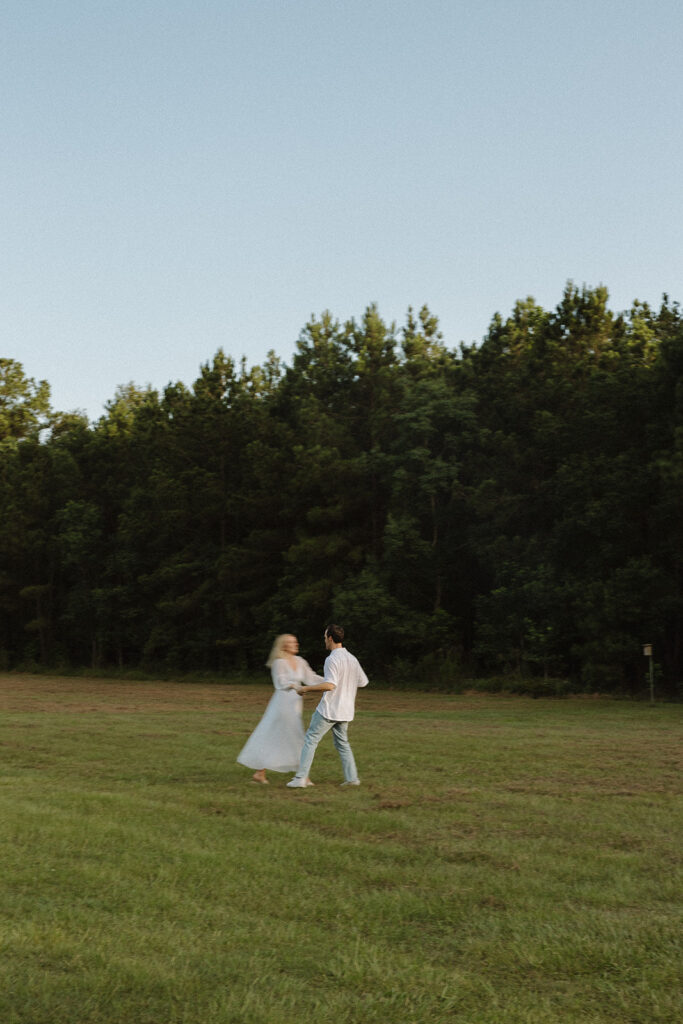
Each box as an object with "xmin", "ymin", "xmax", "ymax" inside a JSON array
[{"xmin": 0, "ymin": 675, "xmax": 680, "ymax": 1024}]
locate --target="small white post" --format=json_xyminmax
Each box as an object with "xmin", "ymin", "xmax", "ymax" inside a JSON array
[{"xmin": 642, "ymin": 644, "xmax": 654, "ymax": 705}]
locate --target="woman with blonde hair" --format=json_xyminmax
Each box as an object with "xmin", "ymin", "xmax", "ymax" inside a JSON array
[{"xmin": 237, "ymin": 634, "xmax": 324, "ymax": 785}]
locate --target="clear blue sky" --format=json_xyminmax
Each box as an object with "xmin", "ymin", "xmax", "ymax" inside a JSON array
[{"xmin": 3, "ymin": 0, "xmax": 682, "ymax": 421}]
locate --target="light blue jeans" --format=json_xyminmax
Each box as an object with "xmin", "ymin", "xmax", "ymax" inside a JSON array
[{"xmin": 294, "ymin": 710, "xmax": 359, "ymax": 782}]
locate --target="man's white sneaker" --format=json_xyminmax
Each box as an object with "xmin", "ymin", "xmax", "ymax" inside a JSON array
[
  {"xmin": 340, "ymin": 780, "xmax": 361, "ymax": 787},
  {"xmin": 286, "ymin": 778, "xmax": 308, "ymax": 788}
]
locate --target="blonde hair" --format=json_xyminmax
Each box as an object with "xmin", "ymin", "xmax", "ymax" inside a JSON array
[{"xmin": 266, "ymin": 634, "xmax": 294, "ymax": 667}]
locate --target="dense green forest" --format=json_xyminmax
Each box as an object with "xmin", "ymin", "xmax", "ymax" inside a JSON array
[{"xmin": 2, "ymin": 285, "xmax": 682, "ymax": 695}]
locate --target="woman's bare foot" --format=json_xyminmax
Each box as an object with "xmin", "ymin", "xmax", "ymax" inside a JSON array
[{"xmin": 252, "ymin": 770, "xmax": 268, "ymax": 784}]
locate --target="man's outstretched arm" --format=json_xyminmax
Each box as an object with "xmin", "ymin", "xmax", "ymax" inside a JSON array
[{"xmin": 296, "ymin": 680, "xmax": 335, "ymax": 694}]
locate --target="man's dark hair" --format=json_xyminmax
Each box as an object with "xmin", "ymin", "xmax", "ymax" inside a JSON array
[{"xmin": 325, "ymin": 623, "xmax": 345, "ymax": 644}]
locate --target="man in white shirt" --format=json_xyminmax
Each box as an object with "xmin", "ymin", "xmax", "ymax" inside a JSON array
[{"xmin": 286, "ymin": 623, "xmax": 368, "ymax": 789}]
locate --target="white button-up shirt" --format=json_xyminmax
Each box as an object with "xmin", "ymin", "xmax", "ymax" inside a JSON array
[{"xmin": 316, "ymin": 647, "xmax": 369, "ymax": 721}]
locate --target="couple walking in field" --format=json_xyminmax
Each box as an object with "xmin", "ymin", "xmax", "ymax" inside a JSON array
[{"xmin": 236, "ymin": 624, "xmax": 368, "ymax": 788}]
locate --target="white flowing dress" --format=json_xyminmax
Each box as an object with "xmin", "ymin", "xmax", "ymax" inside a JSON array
[{"xmin": 236, "ymin": 657, "xmax": 324, "ymax": 772}]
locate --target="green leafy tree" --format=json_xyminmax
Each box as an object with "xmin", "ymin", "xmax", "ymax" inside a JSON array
[{"xmin": 0, "ymin": 358, "xmax": 51, "ymax": 446}]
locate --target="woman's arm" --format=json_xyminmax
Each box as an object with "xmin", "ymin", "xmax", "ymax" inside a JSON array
[
  {"xmin": 300, "ymin": 658, "xmax": 326, "ymax": 687},
  {"xmin": 270, "ymin": 659, "xmax": 294, "ymax": 690},
  {"xmin": 294, "ymin": 658, "xmax": 334, "ymax": 694}
]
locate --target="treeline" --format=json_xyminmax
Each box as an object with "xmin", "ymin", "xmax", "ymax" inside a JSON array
[{"xmin": 1, "ymin": 284, "xmax": 682, "ymax": 694}]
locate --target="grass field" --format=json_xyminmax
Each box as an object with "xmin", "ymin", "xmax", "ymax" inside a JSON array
[{"xmin": 0, "ymin": 674, "xmax": 681, "ymax": 1024}]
